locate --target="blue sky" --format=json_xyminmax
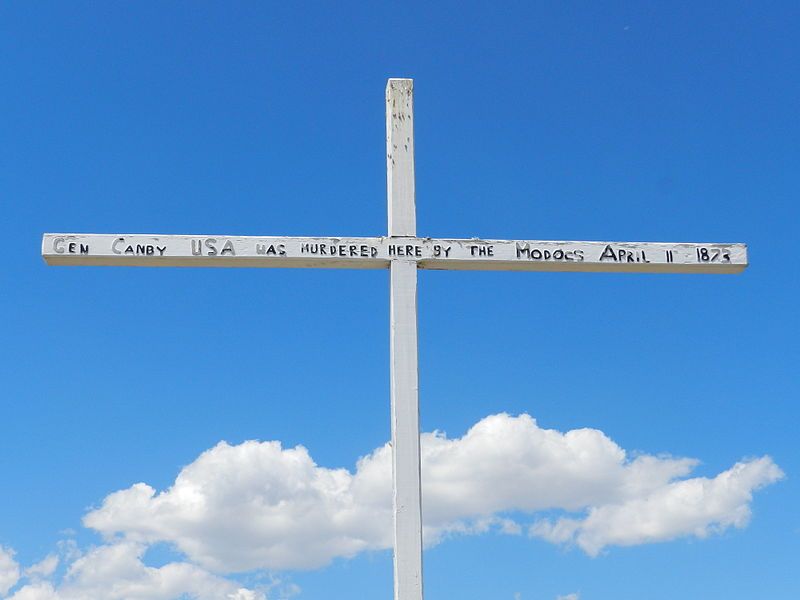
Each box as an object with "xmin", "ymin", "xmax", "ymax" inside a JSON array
[{"xmin": 1, "ymin": 2, "xmax": 798, "ymax": 598}]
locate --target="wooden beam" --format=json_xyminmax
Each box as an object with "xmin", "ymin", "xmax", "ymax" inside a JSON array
[
  {"xmin": 417, "ymin": 239, "xmax": 748, "ymax": 274},
  {"xmin": 387, "ymin": 78, "xmax": 424, "ymax": 600},
  {"xmin": 41, "ymin": 234, "xmax": 387, "ymax": 269},
  {"xmin": 43, "ymin": 234, "xmax": 747, "ymax": 274},
  {"xmin": 390, "ymin": 259, "xmax": 423, "ymax": 600},
  {"xmin": 387, "ymin": 79, "xmax": 416, "ymax": 237}
]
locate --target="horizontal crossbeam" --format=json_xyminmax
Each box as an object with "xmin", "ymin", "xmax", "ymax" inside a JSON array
[{"xmin": 42, "ymin": 233, "xmax": 747, "ymax": 274}]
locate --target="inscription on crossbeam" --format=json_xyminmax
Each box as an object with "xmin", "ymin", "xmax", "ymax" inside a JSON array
[{"xmin": 43, "ymin": 233, "xmax": 747, "ymax": 273}]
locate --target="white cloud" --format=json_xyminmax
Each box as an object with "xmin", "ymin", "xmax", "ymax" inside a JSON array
[
  {"xmin": 0, "ymin": 413, "xmax": 784, "ymax": 599},
  {"xmin": 0, "ymin": 547, "xmax": 20, "ymax": 596},
  {"xmin": 24, "ymin": 556, "xmax": 58, "ymax": 581},
  {"xmin": 84, "ymin": 441, "xmax": 391, "ymax": 572},
  {"xmin": 530, "ymin": 456, "xmax": 783, "ymax": 555},
  {"xmin": 81, "ymin": 413, "xmax": 782, "ymax": 571},
  {"xmin": 6, "ymin": 543, "xmax": 265, "ymax": 600}
]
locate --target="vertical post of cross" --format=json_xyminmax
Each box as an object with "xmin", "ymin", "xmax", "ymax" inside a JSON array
[{"xmin": 386, "ymin": 78, "xmax": 423, "ymax": 600}]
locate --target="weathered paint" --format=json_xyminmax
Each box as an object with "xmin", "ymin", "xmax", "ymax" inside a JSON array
[
  {"xmin": 390, "ymin": 260, "xmax": 423, "ymax": 600},
  {"xmin": 387, "ymin": 79, "xmax": 424, "ymax": 600},
  {"xmin": 387, "ymin": 78, "xmax": 416, "ymax": 238},
  {"xmin": 42, "ymin": 234, "xmax": 748, "ymax": 274}
]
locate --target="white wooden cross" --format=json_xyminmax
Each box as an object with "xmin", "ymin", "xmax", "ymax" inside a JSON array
[{"xmin": 42, "ymin": 78, "xmax": 748, "ymax": 600}]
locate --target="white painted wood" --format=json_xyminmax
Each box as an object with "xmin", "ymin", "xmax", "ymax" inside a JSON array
[
  {"xmin": 387, "ymin": 78, "xmax": 424, "ymax": 600},
  {"xmin": 387, "ymin": 79, "xmax": 416, "ymax": 237},
  {"xmin": 390, "ymin": 259, "xmax": 423, "ymax": 600},
  {"xmin": 42, "ymin": 234, "xmax": 748, "ymax": 274},
  {"xmin": 41, "ymin": 234, "xmax": 387, "ymax": 269},
  {"xmin": 417, "ymin": 238, "xmax": 748, "ymax": 274}
]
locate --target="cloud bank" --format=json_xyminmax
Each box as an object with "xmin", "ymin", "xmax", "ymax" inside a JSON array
[
  {"xmin": 1, "ymin": 413, "xmax": 783, "ymax": 598},
  {"xmin": 0, "ymin": 548, "xmax": 20, "ymax": 597},
  {"xmin": 4, "ymin": 543, "xmax": 267, "ymax": 600},
  {"xmin": 84, "ymin": 413, "xmax": 782, "ymax": 570}
]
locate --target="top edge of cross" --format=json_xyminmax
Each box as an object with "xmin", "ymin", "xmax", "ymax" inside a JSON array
[{"xmin": 386, "ymin": 78, "xmax": 413, "ymax": 92}]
